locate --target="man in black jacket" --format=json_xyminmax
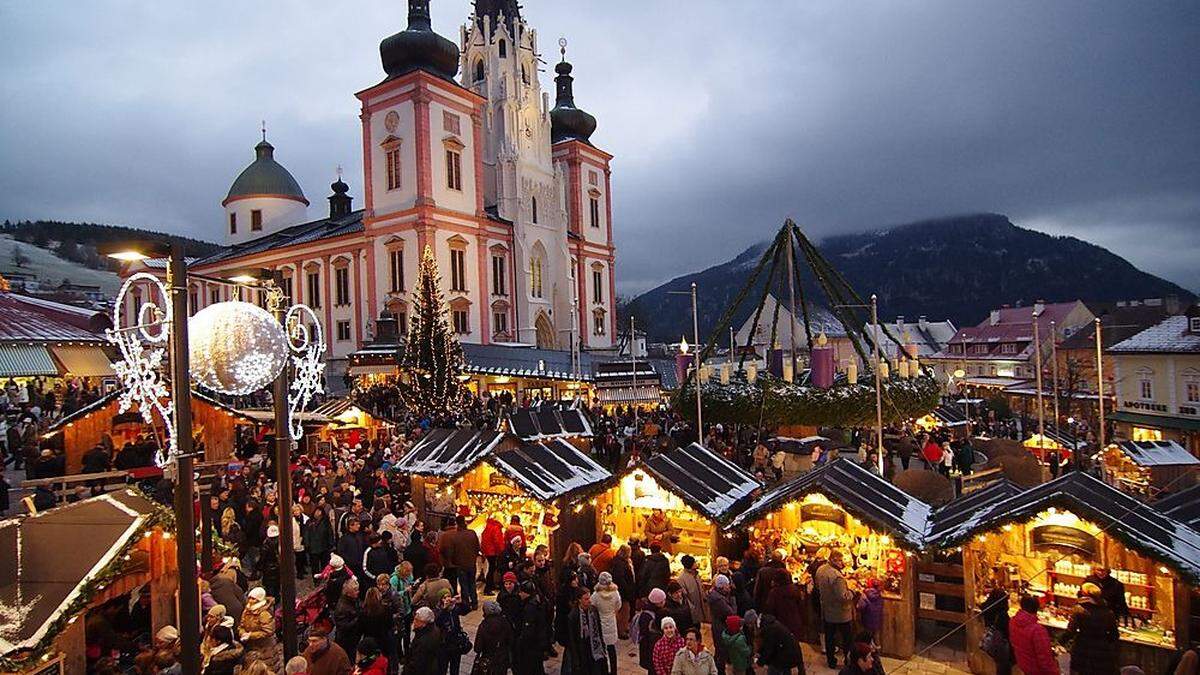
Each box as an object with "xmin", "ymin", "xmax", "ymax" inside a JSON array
[
  {"xmin": 638, "ymin": 541, "xmax": 671, "ymax": 599},
  {"xmin": 514, "ymin": 581, "xmax": 548, "ymax": 675},
  {"xmin": 757, "ymin": 613, "xmax": 805, "ymax": 674}
]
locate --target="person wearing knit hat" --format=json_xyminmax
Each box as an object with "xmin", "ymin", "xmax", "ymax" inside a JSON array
[
  {"xmin": 266, "ymin": 524, "xmax": 280, "ymax": 538},
  {"xmin": 329, "ymin": 553, "xmax": 345, "ymax": 570},
  {"xmin": 240, "ymin": 587, "xmax": 282, "ymax": 672},
  {"xmin": 648, "ymin": 587, "xmax": 667, "ymax": 605},
  {"xmin": 707, "ymin": 572, "xmax": 738, "ymax": 673},
  {"xmin": 722, "ymin": 614, "xmax": 752, "ymax": 674},
  {"xmin": 725, "ymin": 615, "xmax": 742, "ymax": 633},
  {"xmin": 155, "ymin": 625, "xmax": 179, "ymax": 644},
  {"xmin": 474, "ymin": 600, "xmax": 512, "ymax": 673}
]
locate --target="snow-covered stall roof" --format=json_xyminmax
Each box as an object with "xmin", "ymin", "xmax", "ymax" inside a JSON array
[
  {"xmin": 489, "ymin": 439, "xmax": 612, "ymax": 501},
  {"xmin": 938, "ymin": 471, "xmax": 1200, "ymax": 583},
  {"xmin": 641, "ymin": 442, "xmax": 761, "ymax": 523},
  {"xmin": 930, "ymin": 405, "xmax": 969, "ymax": 427},
  {"xmin": 1155, "ymin": 483, "xmax": 1200, "ymax": 531},
  {"xmin": 1112, "ymin": 440, "xmax": 1200, "ymax": 467},
  {"xmin": 392, "ymin": 428, "xmax": 506, "ymax": 479},
  {"xmin": 925, "ymin": 479, "xmax": 1022, "ymax": 545},
  {"xmin": 507, "ymin": 405, "xmax": 593, "ymax": 441},
  {"xmin": 726, "ymin": 458, "xmax": 931, "ymax": 549}
]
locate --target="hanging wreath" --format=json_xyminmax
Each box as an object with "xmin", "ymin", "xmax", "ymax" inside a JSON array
[{"xmin": 677, "ymin": 373, "xmax": 940, "ymax": 427}]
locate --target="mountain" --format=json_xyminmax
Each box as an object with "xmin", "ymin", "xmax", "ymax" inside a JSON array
[{"xmin": 626, "ymin": 213, "xmax": 1195, "ymax": 343}]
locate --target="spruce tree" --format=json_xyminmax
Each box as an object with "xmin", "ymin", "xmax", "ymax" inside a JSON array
[{"xmin": 397, "ymin": 245, "xmax": 467, "ymax": 417}]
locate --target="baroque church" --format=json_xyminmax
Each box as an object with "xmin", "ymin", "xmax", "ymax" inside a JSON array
[{"xmin": 122, "ymin": 0, "xmax": 617, "ymax": 377}]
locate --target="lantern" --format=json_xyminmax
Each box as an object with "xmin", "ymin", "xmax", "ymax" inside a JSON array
[{"xmin": 189, "ymin": 301, "xmax": 288, "ymax": 395}]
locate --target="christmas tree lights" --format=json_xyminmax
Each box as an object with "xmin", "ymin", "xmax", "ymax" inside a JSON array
[{"xmin": 397, "ymin": 245, "xmax": 468, "ymax": 417}]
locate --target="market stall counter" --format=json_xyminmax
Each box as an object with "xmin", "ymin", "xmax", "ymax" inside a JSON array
[
  {"xmin": 932, "ymin": 471, "xmax": 1200, "ymax": 675},
  {"xmin": 591, "ymin": 442, "xmax": 759, "ymax": 579},
  {"xmin": 1101, "ymin": 439, "xmax": 1199, "ymax": 498},
  {"xmin": 727, "ymin": 458, "xmax": 931, "ymax": 658}
]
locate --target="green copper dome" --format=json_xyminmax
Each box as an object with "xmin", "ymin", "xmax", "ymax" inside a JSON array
[{"xmin": 222, "ymin": 140, "xmax": 309, "ymax": 206}]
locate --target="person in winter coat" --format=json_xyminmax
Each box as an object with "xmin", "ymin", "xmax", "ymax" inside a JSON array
[
  {"xmin": 677, "ymin": 555, "xmax": 710, "ymax": 626},
  {"xmin": 332, "ymin": 578, "xmax": 362, "ymax": 658},
  {"xmin": 980, "ymin": 585, "xmax": 1013, "ymax": 675},
  {"xmin": 201, "ymin": 622, "xmax": 244, "ymax": 675},
  {"xmin": 304, "ymin": 507, "xmax": 336, "ymax": 574},
  {"xmin": 1009, "ymin": 595, "xmax": 1059, "ymax": 675},
  {"xmin": 816, "ymin": 552, "xmax": 855, "ymax": 668},
  {"xmin": 588, "ymin": 534, "xmax": 617, "ymax": 575},
  {"xmin": 324, "ymin": 556, "xmax": 353, "ymax": 612},
  {"xmin": 839, "ymin": 642, "xmax": 877, "ymax": 675},
  {"xmin": 238, "ymin": 588, "xmax": 282, "ymax": 673},
  {"xmin": 303, "ymin": 628, "xmax": 352, "ymax": 675},
  {"xmin": 353, "ymin": 637, "xmax": 388, "ymax": 675},
  {"xmin": 480, "ymin": 516, "xmax": 505, "ymax": 594},
  {"xmin": 921, "ymin": 435, "xmax": 943, "ymax": 469},
  {"xmin": 568, "ymin": 589, "xmax": 610, "ymax": 675},
  {"xmin": 499, "ymin": 535, "xmax": 526, "ymax": 579},
  {"xmin": 756, "ymin": 613, "xmax": 804, "ymax": 674},
  {"xmin": 577, "ymin": 552, "xmax": 600, "ymax": 591},
  {"xmin": 434, "ymin": 588, "xmax": 470, "ymax": 675},
  {"xmin": 403, "ymin": 607, "xmax": 442, "ymax": 675},
  {"xmin": 208, "ymin": 569, "xmax": 245, "ymax": 630},
  {"xmin": 764, "ymin": 568, "xmax": 806, "ymax": 645},
  {"xmin": 357, "ymin": 587, "xmax": 395, "ymax": 668},
  {"xmin": 514, "ymin": 581, "xmax": 548, "ymax": 675},
  {"xmin": 671, "ymin": 627, "xmax": 719, "ymax": 675},
  {"xmin": 721, "ymin": 616, "xmax": 752, "ymax": 675},
  {"xmin": 707, "ymin": 575, "xmax": 737, "ymax": 673},
  {"xmin": 411, "ymin": 563, "xmax": 453, "ymax": 609},
  {"xmin": 555, "ymin": 570, "xmax": 582, "ymax": 654},
  {"xmin": 1061, "ymin": 583, "xmax": 1119, "ymax": 675},
  {"xmin": 652, "ymin": 616, "xmax": 687, "ymax": 675},
  {"xmin": 438, "ymin": 516, "xmax": 482, "ymax": 609},
  {"xmin": 591, "ymin": 573, "xmax": 622, "ymax": 673},
  {"xmin": 609, "ymin": 545, "xmax": 636, "ymax": 639},
  {"xmin": 259, "ymin": 526, "xmax": 281, "ymax": 598},
  {"xmin": 336, "ymin": 518, "xmax": 369, "ymax": 585},
  {"xmin": 639, "ymin": 542, "xmax": 672, "ymax": 601},
  {"xmin": 496, "ymin": 572, "xmax": 523, "ymax": 630},
  {"xmin": 856, "ymin": 578, "xmax": 885, "ymax": 637},
  {"xmin": 471, "ymin": 600, "xmax": 512, "ymax": 675}
]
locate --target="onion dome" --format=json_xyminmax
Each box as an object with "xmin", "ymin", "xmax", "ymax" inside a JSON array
[
  {"xmin": 222, "ymin": 139, "xmax": 308, "ymax": 207},
  {"xmin": 380, "ymin": 0, "xmax": 459, "ymax": 81},
  {"xmin": 328, "ymin": 173, "xmax": 352, "ymax": 218},
  {"xmin": 550, "ymin": 42, "xmax": 597, "ymax": 145}
]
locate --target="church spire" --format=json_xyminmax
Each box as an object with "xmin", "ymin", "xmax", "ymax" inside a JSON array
[{"xmin": 550, "ymin": 38, "xmax": 597, "ymax": 145}]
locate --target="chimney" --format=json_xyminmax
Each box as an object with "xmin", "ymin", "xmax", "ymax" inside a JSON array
[
  {"xmin": 990, "ymin": 309, "xmax": 1001, "ymax": 326},
  {"xmin": 1166, "ymin": 294, "xmax": 1182, "ymax": 315},
  {"xmin": 896, "ymin": 315, "xmax": 905, "ymax": 332},
  {"xmin": 919, "ymin": 315, "xmax": 928, "ymax": 330},
  {"xmin": 1033, "ymin": 299, "xmax": 1045, "ymax": 317}
]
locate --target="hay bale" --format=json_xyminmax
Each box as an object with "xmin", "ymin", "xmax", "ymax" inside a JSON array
[
  {"xmin": 984, "ymin": 452, "xmax": 1044, "ymax": 488},
  {"xmin": 893, "ymin": 469, "xmax": 955, "ymax": 506}
]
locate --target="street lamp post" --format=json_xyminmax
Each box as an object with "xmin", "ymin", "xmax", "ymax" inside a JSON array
[
  {"xmin": 1033, "ymin": 307, "xmax": 1046, "ymax": 459},
  {"xmin": 953, "ymin": 369, "xmax": 971, "ymax": 437},
  {"xmin": 669, "ymin": 283, "xmax": 703, "ymax": 440}
]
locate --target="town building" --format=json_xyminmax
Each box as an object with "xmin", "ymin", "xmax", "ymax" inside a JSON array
[
  {"xmin": 862, "ymin": 315, "xmax": 957, "ymax": 361},
  {"xmin": 120, "ymin": 0, "xmax": 617, "ymax": 383},
  {"xmin": 0, "ymin": 292, "xmax": 114, "ymax": 384},
  {"xmin": 1107, "ymin": 304, "xmax": 1200, "ymax": 454},
  {"xmin": 926, "ymin": 300, "xmax": 1094, "ymax": 390}
]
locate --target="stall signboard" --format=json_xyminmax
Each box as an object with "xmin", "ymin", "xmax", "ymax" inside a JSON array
[
  {"xmin": 488, "ymin": 472, "xmax": 518, "ymax": 490},
  {"xmin": 801, "ymin": 502, "xmax": 848, "ymax": 528},
  {"xmin": 1029, "ymin": 524, "xmax": 1099, "ymax": 557}
]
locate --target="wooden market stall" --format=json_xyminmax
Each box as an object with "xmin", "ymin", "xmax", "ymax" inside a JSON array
[
  {"xmin": 392, "ymin": 427, "xmax": 609, "ymax": 557},
  {"xmin": 0, "ymin": 491, "xmax": 177, "ymax": 675},
  {"xmin": 915, "ymin": 404, "xmax": 970, "ymax": 438},
  {"xmin": 506, "ymin": 403, "xmax": 594, "ymax": 446},
  {"xmin": 593, "ymin": 442, "xmax": 760, "ymax": 580},
  {"xmin": 43, "ymin": 389, "xmax": 256, "ymax": 474},
  {"xmin": 933, "ymin": 472, "xmax": 1200, "ymax": 675},
  {"xmin": 726, "ymin": 458, "xmax": 930, "ymax": 658},
  {"xmin": 920, "ymin": 480, "xmax": 1022, "ymax": 631},
  {"xmin": 1101, "ymin": 439, "xmax": 1199, "ymax": 498},
  {"xmin": 1022, "ymin": 425, "xmax": 1084, "ymax": 464},
  {"xmin": 311, "ymin": 397, "xmax": 395, "ymax": 449}
]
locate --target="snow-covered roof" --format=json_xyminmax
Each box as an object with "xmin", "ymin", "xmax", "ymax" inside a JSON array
[
  {"xmin": 393, "ymin": 428, "xmax": 506, "ymax": 479},
  {"xmin": 726, "ymin": 458, "xmax": 931, "ymax": 549},
  {"xmin": 641, "ymin": 442, "xmax": 761, "ymax": 523},
  {"xmin": 1112, "ymin": 440, "xmax": 1200, "ymax": 467},
  {"xmin": 1155, "ymin": 483, "xmax": 1200, "ymax": 531},
  {"xmin": 488, "ymin": 439, "xmax": 612, "ymax": 501},
  {"xmin": 507, "ymin": 405, "xmax": 593, "ymax": 441},
  {"xmin": 925, "ymin": 479, "xmax": 1021, "ymax": 545},
  {"xmin": 1109, "ymin": 315, "xmax": 1200, "ymax": 354}
]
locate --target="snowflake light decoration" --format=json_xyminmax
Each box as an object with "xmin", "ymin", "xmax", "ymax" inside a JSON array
[
  {"xmin": 285, "ymin": 304, "xmax": 326, "ymax": 440},
  {"xmin": 107, "ymin": 272, "xmax": 176, "ymax": 467}
]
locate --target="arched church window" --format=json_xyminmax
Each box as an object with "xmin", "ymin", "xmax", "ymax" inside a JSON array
[
  {"xmin": 530, "ymin": 255, "xmax": 544, "ymax": 299},
  {"xmin": 473, "ymin": 59, "xmax": 485, "ymax": 83},
  {"xmin": 521, "ymin": 63, "xmax": 529, "ymax": 85},
  {"xmin": 531, "ymin": 196, "xmax": 538, "ymax": 223},
  {"xmin": 498, "ymin": 39, "xmax": 507, "ymax": 58}
]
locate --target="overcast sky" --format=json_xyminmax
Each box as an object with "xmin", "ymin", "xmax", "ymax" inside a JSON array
[{"xmin": 1, "ymin": 1, "xmax": 1197, "ymax": 295}]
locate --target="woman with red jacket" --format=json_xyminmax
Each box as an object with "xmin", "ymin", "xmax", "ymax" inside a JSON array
[
  {"xmin": 1009, "ymin": 596, "xmax": 1059, "ymax": 675},
  {"xmin": 921, "ymin": 434, "xmax": 943, "ymax": 470},
  {"xmin": 480, "ymin": 515, "xmax": 505, "ymax": 593}
]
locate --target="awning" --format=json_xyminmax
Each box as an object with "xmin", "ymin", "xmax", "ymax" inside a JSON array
[
  {"xmin": 50, "ymin": 345, "xmax": 114, "ymax": 377},
  {"xmin": 962, "ymin": 376, "xmax": 1026, "ymax": 388},
  {"xmin": 594, "ymin": 385, "xmax": 661, "ymax": 403},
  {"xmin": 0, "ymin": 344, "xmax": 58, "ymax": 377},
  {"xmin": 1109, "ymin": 410, "xmax": 1200, "ymax": 432}
]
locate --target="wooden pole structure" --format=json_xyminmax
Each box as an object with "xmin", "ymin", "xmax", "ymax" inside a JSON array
[
  {"xmin": 785, "ymin": 225, "xmax": 800, "ymax": 379},
  {"xmin": 1096, "ymin": 317, "xmax": 1106, "ymax": 454},
  {"xmin": 871, "ymin": 294, "xmax": 884, "ymax": 475},
  {"xmin": 272, "ymin": 282, "xmax": 298, "ymax": 658},
  {"xmin": 1051, "ymin": 320, "xmax": 1061, "ymax": 436},
  {"xmin": 1034, "ymin": 307, "xmax": 1046, "ymax": 454}
]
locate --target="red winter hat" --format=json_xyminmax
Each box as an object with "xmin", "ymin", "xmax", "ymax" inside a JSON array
[
  {"xmin": 503, "ymin": 572, "xmax": 518, "ymax": 584},
  {"xmin": 725, "ymin": 615, "xmax": 743, "ymax": 633}
]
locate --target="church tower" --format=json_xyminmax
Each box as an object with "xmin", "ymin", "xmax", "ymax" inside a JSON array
[
  {"xmin": 222, "ymin": 135, "xmax": 309, "ymax": 245},
  {"xmin": 462, "ymin": 1, "xmax": 573, "ymax": 349}
]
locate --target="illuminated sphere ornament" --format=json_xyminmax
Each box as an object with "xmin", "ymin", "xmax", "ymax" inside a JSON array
[{"xmin": 188, "ymin": 301, "xmax": 287, "ymax": 395}]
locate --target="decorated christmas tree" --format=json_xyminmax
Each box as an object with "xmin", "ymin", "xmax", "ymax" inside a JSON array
[{"xmin": 397, "ymin": 245, "xmax": 467, "ymax": 417}]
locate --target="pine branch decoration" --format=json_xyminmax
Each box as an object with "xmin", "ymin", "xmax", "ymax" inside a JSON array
[{"xmin": 397, "ymin": 245, "xmax": 467, "ymax": 417}]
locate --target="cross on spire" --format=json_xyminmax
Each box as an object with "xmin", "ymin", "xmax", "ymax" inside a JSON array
[
  {"xmin": 261, "ymin": 120, "xmax": 267, "ymax": 142},
  {"xmin": 336, "ymin": 164, "xmax": 343, "ymax": 179},
  {"xmin": 558, "ymin": 37, "xmax": 567, "ymax": 62}
]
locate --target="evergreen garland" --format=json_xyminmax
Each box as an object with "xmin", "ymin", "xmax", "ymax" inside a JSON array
[
  {"xmin": 397, "ymin": 245, "xmax": 467, "ymax": 417},
  {"xmin": 677, "ymin": 374, "xmax": 941, "ymax": 428}
]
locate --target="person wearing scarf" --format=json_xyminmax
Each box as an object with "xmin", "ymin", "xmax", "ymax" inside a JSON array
[{"xmin": 568, "ymin": 588, "xmax": 609, "ymax": 675}]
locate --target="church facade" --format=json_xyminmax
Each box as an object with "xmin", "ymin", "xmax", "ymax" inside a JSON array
[{"xmin": 121, "ymin": 0, "xmax": 617, "ymax": 376}]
